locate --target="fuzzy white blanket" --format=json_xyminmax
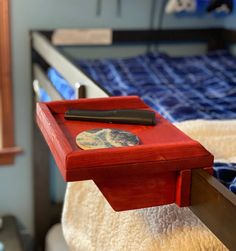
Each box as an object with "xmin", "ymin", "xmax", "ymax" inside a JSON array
[{"xmin": 62, "ymin": 120, "xmax": 236, "ymax": 251}]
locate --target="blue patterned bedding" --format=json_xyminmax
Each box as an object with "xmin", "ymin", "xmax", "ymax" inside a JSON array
[{"xmin": 45, "ymin": 50, "xmax": 236, "ymax": 193}]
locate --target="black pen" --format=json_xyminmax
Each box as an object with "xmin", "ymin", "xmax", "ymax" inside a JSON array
[{"xmin": 64, "ymin": 109, "xmax": 156, "ymax": 126}]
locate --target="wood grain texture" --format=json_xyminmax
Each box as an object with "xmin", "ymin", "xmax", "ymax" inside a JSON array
[
  {"xmin": 47, "ymin": 95, "xmax": 148, "ymax": 114},
  {"xmin": 36, "ymin": 96, "xmax": 213, "ymax": 210},
  {"xmin": 176, "ymin": 169, "xmax": 191, "ymax": 207},
  {"xmin": 0, "ymin": 0, "xmax": 21, "ymax": 164},
  {"xmin": 0, "ymin": 146, "xmax": 22, "ymax": 165},
  {"xmin": 0, "ymin": 0, "xmax": 13, "ymax": 148},
  {"xmin": 190, "ymin": 169, "xmax": 236, "ymax": 251},
  {"xmin": 36, "ymin": 103, "xmax": 73, "ymax": 179},
  {"xmin": 52, "ymin": 29, "xmax": 112, "ymax": 45},
  {"xmin": 94, "ymin": 172, "xmax": 176, "ymax": 211}
]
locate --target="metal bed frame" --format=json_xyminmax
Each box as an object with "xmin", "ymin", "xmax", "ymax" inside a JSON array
[{"xmin": 31, "ymin": 28, "xmax": 236, "ymax": 250}]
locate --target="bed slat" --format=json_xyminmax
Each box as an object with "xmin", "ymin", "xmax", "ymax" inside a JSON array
[{"xmin": 190, "ymin": 169, "xmax": 236, "ymax": 251}]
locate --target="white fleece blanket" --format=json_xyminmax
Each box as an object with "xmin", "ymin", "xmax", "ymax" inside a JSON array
[{"xmin": 62, "ymin": 120, "xmax": 236, "ymax": 251}]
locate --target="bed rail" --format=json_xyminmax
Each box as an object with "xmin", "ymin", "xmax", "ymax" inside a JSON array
[
  {"xmin": 32, "ymin": 32, "xmax": 110, "ymax": 98},
  {"xmin": 190, "ymin": 169, "xmax": 236, "ymax": 250},
  {"xmin": 33, "ymin": 64, "xmax": 63, "ymax": 101},
  {"xmin": 38, "ymin": 28, "xmax": 227, "ymax": 50}
]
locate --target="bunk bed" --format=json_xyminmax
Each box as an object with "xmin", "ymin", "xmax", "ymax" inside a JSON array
[{"xmin": 31, "ymin": 28, "xmax": 236, "ymax": 250}]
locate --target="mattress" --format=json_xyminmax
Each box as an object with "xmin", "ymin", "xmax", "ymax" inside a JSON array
[
  {"xmin": 46, "ymin": 50, "xmax": 236, "ymax": 193},
  {"xmin": 48, "ymin": 50, "xmax": 236, "ymax": 121}
]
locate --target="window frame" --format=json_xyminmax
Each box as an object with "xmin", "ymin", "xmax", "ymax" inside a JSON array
[{"xmin": 0, "ymin": 0, "xmax": 21, "ymax": 165}]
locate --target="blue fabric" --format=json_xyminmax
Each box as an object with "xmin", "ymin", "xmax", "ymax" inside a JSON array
[
  {"xmin": 196, "ymin": 0, "xmax": 210, "ymax": 13},
  {"xmin": 39, "ymin": 88, "xmax": 51, "ymax": 102},
  {"xmin": 48, "ymin": 50, "xmax": 236, "ymax": 193},
  {"xmin": 76, "ymin": 51, "xmax": 236, "ymax": 123},
  {"xmin": 47, "ymin": 68, "xmax": 75, "ymax": 100},
  {"xmin": 214, "ymin": 162, "xmax": 236, "ymax": 191},
  {"xmin": 229, "ymin": 177, "xmax": 236, "ymax": 193}
]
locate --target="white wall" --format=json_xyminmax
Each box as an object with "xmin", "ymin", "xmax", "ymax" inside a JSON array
[{"xmin": 0, "ymin": 0, "xmax": 225, "ymax": 235}]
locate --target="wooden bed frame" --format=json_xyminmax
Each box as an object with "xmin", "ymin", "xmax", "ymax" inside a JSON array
[{"xmin": 31, "ymin": 28, "xmax": 236, "ymax": 251}]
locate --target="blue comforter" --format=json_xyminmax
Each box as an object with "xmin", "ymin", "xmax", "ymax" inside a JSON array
[{"xmin": 46, "ymin": 50, "xmax": 236, "ymax": 193}]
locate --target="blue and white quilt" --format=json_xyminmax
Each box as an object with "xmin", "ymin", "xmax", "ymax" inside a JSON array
[{"xmin": 46, "ymin": 50, "xmax": 236, "ymax": 193}]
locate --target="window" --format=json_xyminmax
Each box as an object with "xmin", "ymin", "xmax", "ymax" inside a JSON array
[{"xmin": 0, "ymin": 0, "xmax": 21, "ymax": 164}]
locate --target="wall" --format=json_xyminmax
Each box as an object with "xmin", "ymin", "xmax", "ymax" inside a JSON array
[
  {"xmin": 0, "ymin": 0, "xmax": 224, "ymax": 235},
  {"xmin": 223, "ymin": 12, "xmax": 236, "ymax": 54},
  {"xmin": 224, "ymin": 11, "xmax": 236, "ymax": 29}
]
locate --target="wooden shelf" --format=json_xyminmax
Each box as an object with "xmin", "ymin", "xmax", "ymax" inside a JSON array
[{"xmin": 36, "ymin": 96, "xmax": 213, "ymax": 211}]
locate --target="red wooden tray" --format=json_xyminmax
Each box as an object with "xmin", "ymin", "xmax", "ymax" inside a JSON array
[{"xmin": 36, "ymin": 96, "xmax": 213, "ymax": 211}]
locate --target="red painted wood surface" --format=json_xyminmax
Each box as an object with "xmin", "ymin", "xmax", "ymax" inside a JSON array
[
  {"xmin": 36, "ymin": 96, "xmax": 214, "ymax": 211},
  {"xmin": 176, "ymin": 170, "xmax": 191, "ymax": 207}
]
